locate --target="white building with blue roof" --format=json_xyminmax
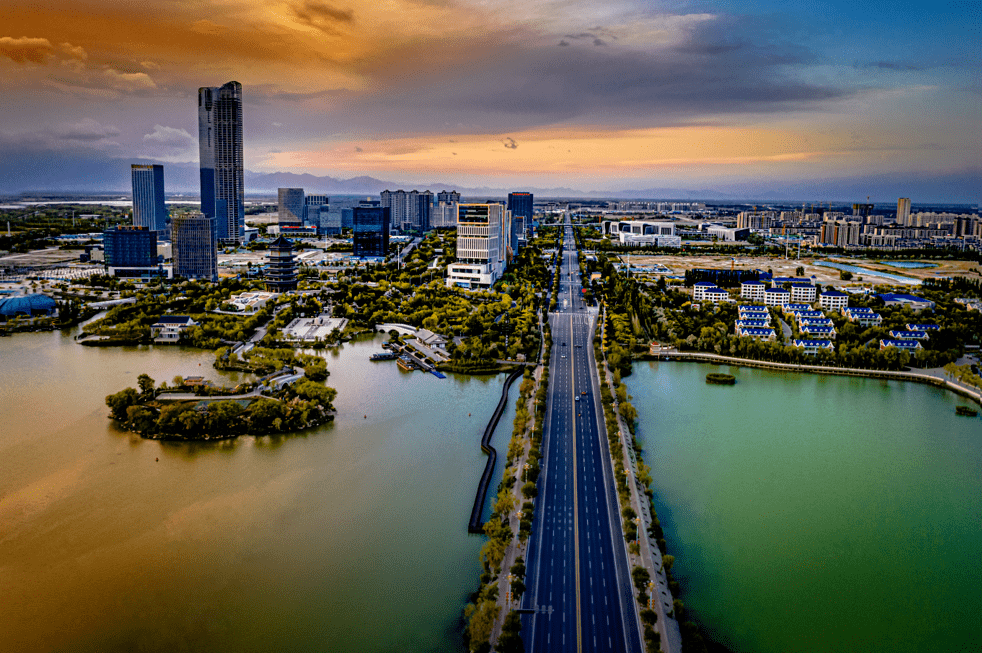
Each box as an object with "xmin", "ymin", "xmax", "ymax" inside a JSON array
[
  {"xmin": 783, "ymin": 303, "xmax": 811, "ymax": 315},
  {"xmin": 844, "ymin": 307, "xmax": 882, "ymax": 326},
  {"xmin": 740, "ymin": 280, "xmax": 766, "ymax": 302},
  {"xmin": 906, "ymin": 323, "xmax": 940, "ymax": 331},
  {"xmin": 820, "ymin": 290, "xmax": 849, "ymax": 312},
  {"xmin": 880, "ymin": 339, "xmax": 922, "ymax": 351},
  {"xmin": 791, "ymin": 284, "xmax": 817, "ymax": 303},
  {"xmin": 889, "ymin": 330, "xmax": 929, "ymax": 340},
  {"xmin": 764, "ymin": 287, "xmax": 790, "ymax": 306},
  {"xmin": 878, "ymin": 293, "xmax": 935, "ymax": 312},
  {"xmin": 737, "ymin": 326, "xmax": 776, "ymax": 340},
  {"xmin": 801, "ymin": 324, "xmax": 837, "ymax": 339},
  {"xmin": 793, "ymin": 339, "xmax": 834, "ymax": 355}
]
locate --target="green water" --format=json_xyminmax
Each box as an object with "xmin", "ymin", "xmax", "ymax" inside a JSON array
[
  {"xmin": 626, "ymin": 361, "xmax": 982, "ymax": 652},
  {"xmin": 0, "ymin": 331, "xmax": 513, "ymax": 653}
]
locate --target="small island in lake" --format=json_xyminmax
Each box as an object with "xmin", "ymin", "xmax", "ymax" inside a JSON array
[
  {"xmin": 106, "ymin": 372, "xmax": 336, "ymax": 440},
  {"xmin": 706, "ymin": 373, "xmax": 736, "ymax": 385},
  {"xmin": 955, "ymin": 406, "xmax": 978, "ymax": 417}
]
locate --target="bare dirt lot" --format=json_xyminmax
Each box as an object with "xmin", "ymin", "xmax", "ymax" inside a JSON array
[{"xmin": 618, "ymin": 253, "xmax": 981, "ymax": 288}]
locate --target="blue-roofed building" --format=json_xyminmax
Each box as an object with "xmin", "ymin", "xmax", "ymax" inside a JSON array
[
  {"xmin": 791, "ymin": 284, "xmax": 817, "ymax": 303},
  {"xmin": 880, "ymin": 339, "xmax": 922, "ymax": 351},
  {"xmin": 737, "ymin": 326, "xmax": 776, "ymax": 340},
  {"xmin": 740, "ymin": 280, "xmax": 766, "ymax": 302},
  {"xmin": 793, "ymin": 310, "xmax": 825, "ymax": 322},
  {"xmin": 0, "ymin": 294, "xmax": 58, "ymax": 319},
  {"xmin": 820, "ymin": 290, "xmax": 849, "ymax": 312},
  {"xmin": 889, "ymin": 330, "xmax": 929, "ymax": 340},
  {"xmin": 906, "ymin": 323, "xmax": 940, "ymax": 331},
  {"xmin": 799, "ymin": 317, "xmax": 834, "ymax": 327},
  {"xmin": 844, "ymin": 307, "xmax": 882, "ymax": 325},
  {"xmin": 792, "ymin": 339, "xmax": 834, "ymax": 355},
  {"xmin": 764, "ymin": 287, "xmax": 790, "ymax": 306},
  {"xmin": 878, "ymin": 293, "xmax": 935, "ymax": 312},
  {"xmin": 801, "ymin": 324, "xmax": 837, "ymax": 339},
  {"xmin": 783, "ymin": 303, "xmax": 811, "ymax": 315},
  {"xmin": 735, "ymin": 319, "xmax": 771, "ymax": 330},
  {"xmin": 772, "ymin": 276, "xmax": 812, "ymax": 285}
]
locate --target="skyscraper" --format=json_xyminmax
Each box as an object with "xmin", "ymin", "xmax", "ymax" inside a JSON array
[
  {"xmin": 305, "ymin": 194, "xmax": 329, "ymax": 230},
  {"xmin": 352, "ymin": 205, "xmax": 390, "ymax": 258},
  {"xmin": 380, "ymin": 189, "xmax": 433, "ymax": 232},
  {"xmin": 897, "ymin": 197, "xmax": 912, "ymax": 225},
  {"xmin": 198, "ymin": 81, "xmax": 244, "ymax": 243},
  {"xmin": 131, "ymin": 164, "xmax": 167, "ymax": 234},
  {"xmin": 173, "ymin": 212, "xmax": 217, "ymax": 282},
  {"xmin": 278, "ymin": 188, "xmax": 305, "ymax": 226},
  {"xmin": 438, "ymin": 190, "xmax": 461, "ymax": 204},
  {"xmin": 507, "ymin": 192, "xmax": 533, "ymax": 223}
]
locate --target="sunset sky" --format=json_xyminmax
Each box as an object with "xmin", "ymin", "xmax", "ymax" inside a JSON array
[{"xmin": 0, "ymin": 0, "xmax": 979, "ymax": 199}]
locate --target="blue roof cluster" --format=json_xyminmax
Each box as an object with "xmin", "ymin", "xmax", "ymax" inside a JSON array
[{"xmin": 0, "ymin": 294, "xmax": 57, "ymax": 317}]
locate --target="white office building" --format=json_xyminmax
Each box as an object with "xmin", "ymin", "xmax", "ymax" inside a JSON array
[{"xmin": 446, "ymin": 204, "xmax": 504, "ymax": 289}]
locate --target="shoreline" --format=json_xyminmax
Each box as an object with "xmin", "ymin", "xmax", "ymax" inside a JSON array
[{"xmin": 640, "ymin": 351, "xmax": 982, "ymax": 407}]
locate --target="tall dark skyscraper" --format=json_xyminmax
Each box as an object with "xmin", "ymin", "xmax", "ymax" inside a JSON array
[
  {"xmin": 352, "ymin": 205, "xmax": 390, "ymax": 258},
  {"xmin": 507, "ymin": 192, "xmax": 533, "ymax": 222},
  {"xmin": 198, "ymin": 81, "xmax": 244, "ymax": 243},
  {"xmin": 131, "ymin": 164, "xmax": 167, "ymax": 234},
  {"xmin": 173, "ymin": 212, "xmax": 218, "ymax": 282}
]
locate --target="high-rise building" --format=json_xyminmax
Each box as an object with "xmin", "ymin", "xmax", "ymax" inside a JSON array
[
  {"xmin": 173, "ymin": 212, "xmax": 217, "ymax": 281},
  {"xmin": 437, "ymin": 190, "xmax": 461, "ymax": 204},
  {"xmin": 305, "ymin": 194, "xmax": 329, "ymax": 230},
  {"xmin": 265, "ymin": 236, "xmax": 297, "ymax": 292},
  {"xmin": 446, "ymin": 203, "xmax": 504, "ymax": 289},
  {"xmin": 507, "ymin": 192, "xmax": 533, "ymax": 223},
  {"xmin": 380, "ymin": 189, "xmax": 433, "ymax": 232},
  {"xmin": 897, "ymin": 198, "xmax": 912, "ymax": 226},
  {"xmin": 352, "ymin": 205, "xmax": 390, "ymax": 258},
  {"xmin": 278, "ymin": 188, "xmax": 305, "ymax": 226},
  {"xmin": 131, "ymin": 164, "xmax": 167, "ymax": 234},
  {"xmin": 104, "ymin": 226, "xmax": 157, "ymax": 268},
  {"xmin": 198, "ymin": 81, "xmax": 244, "ymax": 243}
]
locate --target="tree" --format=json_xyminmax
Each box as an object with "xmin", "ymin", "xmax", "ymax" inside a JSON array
[
  {"xmin": 464, "ymin": 599, "xmax": 499, "ymax": 653},
  {"xmin": 137, "ymin": 373, "xmax": 156, "ymax": 397},
  {"xmin": 126, "ymin": 405, "xmax": 156, "ymax": 433},
  {"xmin": 521, "ymin": 481, "xmax": 538, "ymax": 499},
  {"xmin": 795, "ymin": 266, "xmax": 805, "ymax": 277},
  {"xmin": 106, "ymin": 387, "xmax": 139, "ymax": 420},
  {"xmin": 632, "ymin": 565, "xmax": 651, "ymax": 594},
  {"xmin": 662, "ymin": 554, "xmax": 675, "ymax": 572},
  {"xmin": 840, "ymin": 270, "xmax": 853, "ymax": 281},
  {"xmin": 497, "ymin": 610, "xmax": 525, "ymax": 653}
]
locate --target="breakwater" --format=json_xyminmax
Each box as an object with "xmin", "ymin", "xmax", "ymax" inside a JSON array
[{"xmin": 468, "ymin": 368, "xmax": 525, "ymax": 534}]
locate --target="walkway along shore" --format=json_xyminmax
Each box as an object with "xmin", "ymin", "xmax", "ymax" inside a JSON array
[
  {"xmin": 649, "ymin": 351, "xmax": 982, "ymax": 406},
  {"xmin": 468, "ymin": 368, "xmax": 526, "ymax": 534}
]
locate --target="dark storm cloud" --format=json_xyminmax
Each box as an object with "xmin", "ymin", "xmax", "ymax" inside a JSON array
[
  {"xmin": 293, "ymin": 0, "xmax": 355, "ymax": 33},
  {"xmin": 329, "ymin": 14, "xmax": 849, "ymax": 134}
]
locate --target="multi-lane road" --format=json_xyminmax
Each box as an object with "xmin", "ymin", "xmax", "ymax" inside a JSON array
[{"xmin": 521, "ymin": 223, "xmax": 643, "ymax": 652}]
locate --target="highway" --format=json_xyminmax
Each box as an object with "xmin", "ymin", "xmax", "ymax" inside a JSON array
[{"xmin": 521, "ymin": 222, "xmax": 643, "ymax": 652}]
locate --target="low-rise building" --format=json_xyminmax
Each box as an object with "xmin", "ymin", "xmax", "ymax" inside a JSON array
[
  {"xmin": 879, "ymin": 339, "xmax": 922, "ymax": 351},
  {"xmin": 735, "ymin": 319, "xmax": 771, "ymax": 330},
  {"xmin": 783, "ymin": 303, "xmax": 812, "ymax": 315},
  {"xmin": 844, "ymin": 307, "xmax": 883, "ymax": 326},
  {"xmin": 801, "ymin": 324, "xmax": 837, "ymax": 339},
  {"xmin": 878, "ymin": 293, "xmax": 935, "ymax": 312},
  {"xmin": 793, "ymin": 310, "xmax": 825, "ymax": 323},
  {"xmin": 704, "ymin": 287, "xmax": 730, "ymax": 304},
  {"xmin": 889, "ymin": 330, "xmax": 929, "ymax": 340},
  {"xmin": 819, "ymin": 290, "xmax": 849, "ymax": 312},
  {"xmin": 737, "ymin": 327, "xmax": 776, "ymax": 340},
  {"xmin": 738, "ymin": 305, "xmax": 770, "ymax": 318},
  {"xmin": 764, "ymin": 287, "xmax": 791, "ymax": 307},
  {"xmin": 793, "ymin": 339, "xmax": 834, "ymax": 355},
  {"xmin": 740, "ymin": 280, "xmax": 766, "ymax": 302},
  {"xmin": 906, "ymin": 323, "xmax": 940, "ymax": 332},
  {"xmin": 227, "ymin": 291, "xmax": 276, "ymax": 314},
  {"xmin": 791, "ymin": 284, "xmax": 817, "ymax": 303},
  {"xmin": 151, "ymin": 316, "xmax": 198, "ymax": 343},
  {"xmin": 692, "ymin": 282, "xmax": 718, "ymax": 302}
]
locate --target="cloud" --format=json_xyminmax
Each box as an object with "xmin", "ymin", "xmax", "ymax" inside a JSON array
[
  {"xmin": 191, "ymin": 20, "xmax": 227, "ymax": 35},
  {"xmin": 355, "ymin": 146, "xmax": 363, "ymax": 151},
  {"xmin": 0, "ymin": 36, "xmax": 55, "ymax": 64},
  {"xmin": 140, "ymin": 60, "xmax": 160, "ymax": 70},
  {"xmin": 59, "ymin": 42, "xmax": 87, "ymax": 60},
  {"xmin": 293, "ymin": 1, "xmax": 355, "ymax": 33},
  {"xmin": 103, "ymin": 68, "xmax": 156, "ymax": 91},
  {"xmin": 502, "ymin": 137, "xmax": 518, "ymax": 149},
  {"xmin": 142, "ymin": 125, "xmax": 194, "ymax": 148},
  {"xmin": 865, "ymin": 60, "xmax": 925, "ymax": 72},
  {"xmin": 54, "ymin": 118, "xmax": 120, "ymax": 142}
]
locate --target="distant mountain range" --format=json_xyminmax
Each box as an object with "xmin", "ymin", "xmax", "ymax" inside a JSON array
[{"xmin": 0, "ymin": 155, "xmax": 978, "ymax": 205}]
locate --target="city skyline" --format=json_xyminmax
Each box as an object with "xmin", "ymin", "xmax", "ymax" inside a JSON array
[{"xmin": 0, "ymin": 0, "xmax": 979, "ymax": 201}]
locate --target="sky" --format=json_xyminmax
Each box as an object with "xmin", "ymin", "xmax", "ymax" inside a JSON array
[{"xmin": 0, "ymin": 0, "xmax": 979, "ymax": 200}]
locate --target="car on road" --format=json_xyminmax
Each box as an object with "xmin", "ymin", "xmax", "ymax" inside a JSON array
[{"xmin": 574, "ymin": 396, "xmax": 580, "ymax": 401}]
